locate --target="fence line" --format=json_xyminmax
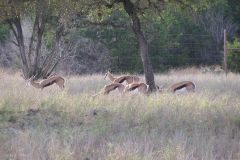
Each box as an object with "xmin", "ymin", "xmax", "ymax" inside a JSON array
[
  {"xmin": 109, "ymin": 31, "xmax": 240, "ymax": 73},
  {"xmin": 145, "ymin": 32, "xmax": 214, "ymax": 37},
  {"xmin": 224, "ymin": 29, "xmax": 240, "ymax": 76},
  {"xmin": 110, "ymin": 55, "xmax": 222, "ymax": 73}
]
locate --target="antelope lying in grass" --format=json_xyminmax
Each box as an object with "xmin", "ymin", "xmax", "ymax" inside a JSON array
[
  {"xmin": 92, "ymin": 82, "xmax": 125, "ymax": 98},
  {"xmin": 158, "ymin": 81, "xmax": 195, "ymax": 93},
  {"xmin": 27, "ymin": 75, "xmax": 65, "ymax": 90},
  {"xmin": 104, "ymin": 69, "xmax": 140, "ymax": 84},
  {"xmin": 123, "ymin": 82, "xmax": 149, "ymax": 94}
]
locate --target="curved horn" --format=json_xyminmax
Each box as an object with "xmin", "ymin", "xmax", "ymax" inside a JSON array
[{"xmin": 104, "ymin": 70, "xmax": 109, "ymax": 79}]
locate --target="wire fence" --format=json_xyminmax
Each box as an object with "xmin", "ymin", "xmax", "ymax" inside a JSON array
[
  {"xmin": 105, "ymin": 30, "xmax": 240, "ymax": 74},
  {"xmin": 109, "ymin": 33, "xmax": 224, "ymax": 73},
  {"xmin": 111, "ymin": 55, "xmax": 222, "ymax": 73}
]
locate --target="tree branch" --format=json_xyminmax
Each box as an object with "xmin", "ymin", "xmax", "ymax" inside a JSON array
[
  {"xmin": 174, "ymin": 0, "xmax": 194, "ymax": 11},
  {"xmin": 104, "ymin": 0, "xmax": 121, "ymax": 8},
  {"xmin": 7, "ymin": 39, "xmax": 19, "ymax": 47},
  {"xmin": 6, "ymin": 20, "xmax": 18, "ymax": 41},
  {"xmin": 84, "ymin": 19, "xmax": 129, "ymax": 29}
]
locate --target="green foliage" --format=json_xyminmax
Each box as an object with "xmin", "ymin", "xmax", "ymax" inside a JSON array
[
  {"xmin": 76, "ymin": 3, "xmax": 217, "ymax": 73},
  {"xmin": 43, "ymin": 31, "xmax": 55, "ymax": 49},
  {"xmin": 0, "ymin": 0, "xmax": 83, "ymax": 22},
  {"xmin": 227, "ymin": 38, "xmax": 240, "ymax": 72},
  {"xmin": 0, "ymin": 24, "xmax": 9, "ymax": 42},
  {"xmin": 77, "ymin": 26, "xmax": 141, "ymax": 73},
  {"xmin": 147, "ymin": 6, "xmax": 217, "ymax": 70},
  {"xmin": 0, "ymin": 0, "xmax": 239, "ymax": 74},
  {"xmin": 227, "ymin": 0, "xmax": 240, "ymax": 29}
]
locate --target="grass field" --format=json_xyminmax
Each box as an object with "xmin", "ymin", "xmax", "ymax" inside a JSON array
[{"xmin": 0, "ymin": 69, "xmax": 240, "ymax": 160}]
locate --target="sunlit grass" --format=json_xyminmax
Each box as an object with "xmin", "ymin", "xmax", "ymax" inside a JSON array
[{"xmin": 0, "ymin": 69, "xmax": 240, "ymax": 159}]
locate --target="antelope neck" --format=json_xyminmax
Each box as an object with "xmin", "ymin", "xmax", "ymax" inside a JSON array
[
  {"xmin": 30, "ymin": 80, "xmax": 42, "ymax": 88},
  {"xmin": 107, "ymin": 73, "xmax": 116, "ymax": 81}
]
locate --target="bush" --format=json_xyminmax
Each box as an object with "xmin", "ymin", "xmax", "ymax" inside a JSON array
[
  {"xmin": 0, "ymin": 24, "xmax": 9, "ymax": 42},
  {"xmin": 227, "ymin": 39, "xmax": 240, "ymax": 73}
]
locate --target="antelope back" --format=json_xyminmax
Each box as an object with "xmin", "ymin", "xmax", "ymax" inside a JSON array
[{"xmin": 133, "ymin": 76, "xmax": 140, "ymax": 83}]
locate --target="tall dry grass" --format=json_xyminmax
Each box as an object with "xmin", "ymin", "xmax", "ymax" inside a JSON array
[{"xmin": 0, "ymin": 69, "xmax": 240, "ymax": 160}]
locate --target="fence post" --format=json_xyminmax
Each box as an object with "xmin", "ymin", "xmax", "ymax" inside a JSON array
[{"xmin": 223, "ymin": 29, "xmax": 228, "ymax": 76}]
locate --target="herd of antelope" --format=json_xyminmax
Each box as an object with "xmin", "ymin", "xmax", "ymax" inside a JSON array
[
  {"xmin": 26, "ymin": 69, "xmax": 195, "ymax": 96},
  {"xmin": 92, "ymin": 69, "xmax": 195, "ymax": 97}
]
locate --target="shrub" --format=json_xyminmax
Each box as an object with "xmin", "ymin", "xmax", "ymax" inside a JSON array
[
  {"xmin": 227, "ymin": 38, "xmax": 240, "ymax": 73},
  {"xmin": 0, "ymin": 24, "xmax": 9, "ymax": 42}
]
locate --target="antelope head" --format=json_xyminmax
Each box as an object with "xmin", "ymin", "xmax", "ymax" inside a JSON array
[
  {"xmin": 155, "ymin": 84, "xmax": 166, "ymax": 92},
  {"xmin": 26, "ymin": 75, "xmax": 36, "ymax": 86}
]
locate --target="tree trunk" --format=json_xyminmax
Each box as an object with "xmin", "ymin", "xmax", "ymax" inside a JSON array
[
  {"xmin": 31, "ymin": 0, "xmax": 47, "ymax": 76},
  {"xmin": 36, "ymin": 24, "xmax": 64, "ymax": 79},
  {"xmin": 7, "ymin": 0, "xmax": 63, "ymax": 80},
  {"xmin": 9, "ymin": 18, "xmax": 30, "ymax": 78},
  {"xmin": 123, "ymin": 0, "xmax": 156, "ymax": 91},
  {"xmin": 8, "ymin": 18, "xmax": 62, "ymax": 80}
]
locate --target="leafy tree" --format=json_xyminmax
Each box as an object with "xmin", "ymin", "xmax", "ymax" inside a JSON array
[
  {"xmin": 77, "ymin": 0, "xmax": 216, "ymax": 91},
  {"xmin": 227, "ymin": 0, "xmax": 240, "ymax": 34},
  {"xmin": 81, "ymin": 0, "xmax": 169, "ymax": 91},
  {"xmin": 78, "ymin": 5, "xmax": 218, "ymax": 73},
  {"xmin": 195, "ymin": 0, "xmax": 238, "ymax": 55}
]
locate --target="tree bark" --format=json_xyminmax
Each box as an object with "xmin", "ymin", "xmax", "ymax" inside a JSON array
[
  {"xmin": 122, "ymin": 0, "xmax": 156, "ymax": 91},
  {"xmin": 8, "ymin": 18, "xmax": 30, "ymax": 78},
  {"xmin": 31, "ymin": 0, "xmax": 48, "ymax": 76},
  {"xmin": 37, "ymin": 25, "xmax": 64, "ymax": 79},
  {"xmin": 6, "ymin": 0, "xmax": 65, "ymax": 80}
]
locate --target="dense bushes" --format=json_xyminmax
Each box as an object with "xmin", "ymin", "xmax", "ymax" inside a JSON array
[
  {"xmin": 1, "ymin": 0, "xmax": 240, "ymax": 74},
  {"xmin": 0, "ymin": 24, "xmax": 9, "ymax": 42},
  {"xmin": 76, "ymin": 6, "xmax": 220, "ymax": 73},
  {"xmin": 227, "ymin": 39, "xmax": 240, "ymax": 72}
]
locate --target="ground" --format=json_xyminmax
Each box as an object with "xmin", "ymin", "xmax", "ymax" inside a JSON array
[{"xmin": 0, "ymin": 68, "xmax": 240, "ymax": 160}]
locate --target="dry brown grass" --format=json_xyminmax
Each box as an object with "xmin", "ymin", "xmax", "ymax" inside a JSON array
[{"xmin": 0, "ymin": 69, "xmax": 240, "ymax": 160}]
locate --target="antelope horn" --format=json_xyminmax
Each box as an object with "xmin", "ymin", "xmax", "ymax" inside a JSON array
[{"xmin": 104, "ymin": 69, "xmax": 111, "ymax": 79}]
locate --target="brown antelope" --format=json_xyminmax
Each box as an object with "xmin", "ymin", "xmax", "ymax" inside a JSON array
[
  {"xmin": 123, "ymin": 82, "xmax": 149, "ymax": 94},
  {"xmin": 27, "ymin": 75, "xmax": 65, "ymax": 90},
  {"xmin": 158, "ymin": 81, "xmax": 195, "ymax": 93},
  {"xmin": 104, "ymin": 69, "xmax": 140, "ymax": 84},
  {"xmin": 92, "ymin": 82, "xmax": 125, "ymax": 97},
  {"xmin": 169, "ymin": 81, "xmax": 195, "ymax": 93}
]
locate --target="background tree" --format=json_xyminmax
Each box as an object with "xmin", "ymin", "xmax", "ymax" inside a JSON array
[
  {"xmin": 76, "ymin": 0, "xmax": 218, "ymax": 91},
  {"xmin": 1, "ymin": 0, "xmax": 240, "ymax": 78},
  {"xmin": 81, "ymin": 0, "xmax": 169, "ymax": 91},
  {"xmin": 0, "ymin": 0, "xmax": 80, "ymax": 79},
  {"xmin": 227, "ymin": 0, "xmax": 240, "ymax": 35}
]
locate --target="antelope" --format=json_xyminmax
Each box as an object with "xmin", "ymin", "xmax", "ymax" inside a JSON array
[
  {"xmin": 158, "ymin": 81, "xmax": 195, "ymax": 93},
  {"xmin": 104, "ymin": 69, "xmax": 140, "ymax": 84},
  {"xmin": 123, "ymin": 82, "xmax": 149, "ymax": 94},
  {"xmin": 92, "ymin": 82, "xmax": 125, "ymax": 98},
  {"xmin": 27, "ymin": 75, "xmax": 65, "ymax": 90}
]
